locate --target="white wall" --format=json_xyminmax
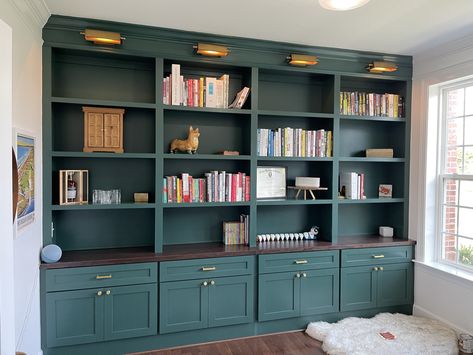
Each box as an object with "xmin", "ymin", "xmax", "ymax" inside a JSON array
[
  {"xmin": 0, "ymin": 0, "xmax": 48, "ymax": 354},
  {"xmin": 0, "ymin": 17, "xmax": 15, "ymax": 355},
  {"xmin": 411, "ymin": 31, "xmax": 473, "ymax": 335}
]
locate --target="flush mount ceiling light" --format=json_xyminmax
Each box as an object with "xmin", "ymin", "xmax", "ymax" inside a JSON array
[
  {"xmin": 319, "ymin": 0, "xmax": 370, "ymax": 11},
  {"xmin": 82, "ymin": 29, "xmax": 124, "ymax": 45},
  {"xmin": 367, "ymin": 61, "xmax": 398, "ymax": 73},
  {"xmin": 287, "ymin": 54, "xmax": 318, "ymax": 67},
  {"xmin": 194, "ymin": 43, "xmax": 229, "ymax": 57}
]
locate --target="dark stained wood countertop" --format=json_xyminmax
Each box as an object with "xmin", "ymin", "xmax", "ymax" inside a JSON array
[{"xmin": 40, "ymin": 235, "xmax": 416, "ymax": 269}]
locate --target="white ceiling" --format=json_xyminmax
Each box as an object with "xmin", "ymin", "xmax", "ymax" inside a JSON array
[{"xmin": 43, "ymin": 0, "xmax": 473, "ymax": 55}]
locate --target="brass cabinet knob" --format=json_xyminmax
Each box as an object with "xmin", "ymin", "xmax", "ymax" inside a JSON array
[
  {"xmin": 97, "ymin": 291, "xmax": 103, "ymax": 296},
  {"xmin": 106, "ymin": 290, "xmax": 111, "ymax": 295},
  {"xmin": 210, "ymin": 280, "xmax": 215, "ymax": 285},
  {"xmin": 373, "ymin": 267, "xmax": 379, "ymax": 271},
  {"xmin": 379, "ymin": 267, "xmax": 384, "ymax": 271},
  {"xmin": 295, "ymin": 273, "xmax": 301, "ymax": 278},
  {"xmin": 203, "ymin": 281, "xmax": 208, "ymax": 287},
  {"xmin": 302, "ymin": 273, "xmax": 307, "ymax": 278}
]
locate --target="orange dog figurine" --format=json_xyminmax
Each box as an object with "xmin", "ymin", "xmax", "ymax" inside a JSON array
[{"xmin": 170, "ymin": 126, "xmax": 200, "ymax": 154}]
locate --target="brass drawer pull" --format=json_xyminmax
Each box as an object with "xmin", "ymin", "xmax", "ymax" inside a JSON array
[
  {"xmin": 294, "ymin": 260, "xmax": 308, "ymax": 264},
  {"xmin": 96, "ymin": 274, "xmax": 112, "ymax": 280},
  {"xmin": 201, "ymin": 266, "xmax": 216, "ymax": 271},
  {"xmin": 372, "ymin": 255, "xmax": 385, "ymax": 259}
]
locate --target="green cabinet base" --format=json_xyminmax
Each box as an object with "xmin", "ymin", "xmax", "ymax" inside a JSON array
[{"xmin": 42, "ymin": 305, "xmax": 412, "ymax": 355}]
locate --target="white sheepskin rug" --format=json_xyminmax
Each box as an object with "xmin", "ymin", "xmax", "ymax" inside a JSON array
[{"xmin": 306, "ymin": 313, "xmax": 458, "ymax": 355}]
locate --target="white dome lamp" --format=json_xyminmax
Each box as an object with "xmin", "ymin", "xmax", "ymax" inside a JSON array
[{"xmin": 319, "ymin": 0, "xmax": 370, "ymax": 11}]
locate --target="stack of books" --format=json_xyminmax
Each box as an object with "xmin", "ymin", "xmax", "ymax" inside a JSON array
[
  {"xmin": 257, "ymin": 128, "xmax": 332, "ymax": 157},
  {"xmin": 223, "ymin": 214, "xmax": 249, "ymax": 245},
  {"xmin": 339, "ymin": 91, "xmax": 404, "ymax": 118},
  {"xmin": 340, "ymin": 172, "xmax": 366, "ymax": 200},
  {"xmin": 163, "ymin": 64, "xmax": 230, "ymax": 108},
  {"xmin": 163, "ymin": 171, "xmax": 250, "ymax": 203}
]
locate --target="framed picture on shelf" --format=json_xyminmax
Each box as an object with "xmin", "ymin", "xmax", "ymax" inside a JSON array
[{"xmin": 256, "ymin": 166, "xmax": 286, "ymax": 199}]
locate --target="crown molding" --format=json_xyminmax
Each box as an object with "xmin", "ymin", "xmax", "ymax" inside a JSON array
[{"xmin": 8, "ymin": 0, "xmax": 50, "ymax": 34}]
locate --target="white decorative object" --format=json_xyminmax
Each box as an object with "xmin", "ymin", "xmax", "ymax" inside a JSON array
[
  {"xmin": 379, "ymin": 226, "xmax": 394, "ymax": 238},
  {"xmin": 295, "ymin": 177, "xmax": 320, "ymax": 188},
  {"xmin": 306, "ymin": 313, "xmax": 458, "ymax": 355}
]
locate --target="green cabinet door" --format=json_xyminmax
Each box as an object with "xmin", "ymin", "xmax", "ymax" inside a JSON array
[
  {"xmin": 105, "ymin": 284, "xmax": 158, "ymax": 340},
  {"xmin": 300, "ymin": 268, "xmax": 339, "ymax": 316},
  {"xmin": 46, "ymin": 288, "xmax": 104, "ymax": 347},
  {"xmin": 160, "ymin": 279, "xmax": 208, "ymax": 334},
  {"xmin": 340, "ymin": 266, "xmax": 377, "ymax": 312},
  {"xmin": 377, "ymin": 263, "xmax": 413, "ymax": 307},
  {"xmin": 258, "ymin": 271, "xmax": 300, "ymax": 321},
  {"xmin": 208, "ymin": 275, "xmax": 254, "ymax": 328}
]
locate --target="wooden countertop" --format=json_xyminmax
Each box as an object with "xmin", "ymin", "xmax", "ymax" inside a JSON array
[{"xmin": 40, "ymin": 235, "xmax": 416, "ymax": 269}]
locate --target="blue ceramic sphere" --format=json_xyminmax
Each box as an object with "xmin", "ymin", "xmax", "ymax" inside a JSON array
[{"xmin": 41, "ymin": 244, "xmax": 62, "ymax": 263}]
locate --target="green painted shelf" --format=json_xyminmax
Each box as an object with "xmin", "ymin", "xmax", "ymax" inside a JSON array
[
  {"xmin": 338, "ymin": 198, "xmax": 404, "ymax": 204},
  {"xmin": 51, "ymin": 96, "xmax": 156, "ymax": 109},
  {"xmin": 339, "ymin": 157, "xmax": 405, "ymax": 163},
  {"xmin": 163, "ymin": 105, "xmax": 251, "ymax": 115},
  {"xmin": 257, "ymin": 199, "xmax": 332, "ymax": 206},
  {"xmin": 257, "ymin": 156, "xmax": 333, "ymax": 161},
  {"xmin": 340, "ymin": 115, "xmax": 406, "ymax": 122},
  {"xmin": 51, "ymin": 152, "xmax": 157, "ymax": 159},
  {"xmin": 163, "ymin": 154, "xmax": 251, "ymax": 160},
  {"xmin": 51, "ymin": 203, "xmax": 157, "ymax": 210},
  {"xmin": 163, "ymin": 201, "xmax": 251, "ymax": 208},
  {"xmin": 258, "ymin": 110, "xmax": 334, "ymax": 119}
]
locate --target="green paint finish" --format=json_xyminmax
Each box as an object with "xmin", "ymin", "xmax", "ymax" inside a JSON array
[
  {"xmin": 46, "ymin": 288, "xmax": 104, "ymax": 347},
  {"xmin": 258, "ymin": 251, "xmax": 339, "ymax": 274},
  {"xmin": 377, "ymin": 263, "xmax": 413, "ymax": 307},
  {"xmin": 341, "ymin": 246, "xmax": 413, "ymax": 267},
  {"xmin": 160, "ymin": 256, "xmax": 254, "ymax": 282},
  {"xmin": 208, "ymin": 275, "xmax": 254, "ymax": 327},
  {"xmin": 46, "ymin": 262, "xmax": 157, "ymax": 292},
  {"xmin": 340, "ymin": 265, "xmax": 377, "ymax": 311},
  {"xmin": 105, "ymin": 284, "xmax": 158, "ymax": 340},
  {"xmin": 258, "ymin": 271, "xmax": 299, "ymax": 321},
  {"xmin": 160, "ymin": 275, "xmax": 253, "ymax": 334},
  {"xmin": 160, "ymin": 279, "xmax": 208, "ymax": 334},
  {"xmin": 300, "ymin": 268, "xmax": 339, "ymax": 316}
]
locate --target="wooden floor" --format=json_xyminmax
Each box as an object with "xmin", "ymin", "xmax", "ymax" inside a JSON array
[{"xmin": 132, "ymin": 331, "xmax": 325, "ymax": 355}]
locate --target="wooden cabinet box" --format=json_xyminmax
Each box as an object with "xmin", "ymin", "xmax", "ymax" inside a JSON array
[{"xmin": 83, "ymin": 106, "xmax": 124, "ymax": 153}]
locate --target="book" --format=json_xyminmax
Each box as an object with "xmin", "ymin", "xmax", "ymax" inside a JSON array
[
  {"xmin": 365, "ymin": 148, "xmax": 394, "ymax": 158},
  {"xmin": 205, "ymin": 77, "xmax": 218, "ymax": 108},
  {"xmin": 229, "ymin": 87, "xmax": 250, "ymax": 109},
  {"xmin": 171, "ymin": 64, "xmax": 180, "ymax": 105}
]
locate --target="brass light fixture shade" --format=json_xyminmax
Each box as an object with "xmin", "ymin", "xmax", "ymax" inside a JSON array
[
  {"xmin": 367, "ymin": 61, "xmax": 398, "ymax": 73},
  {"xmin": 194, "ymin": 43, "xmax": 229, "ymax": 57},
  {"xmin": 288, "ymin": 54, "xmax": 318, "ymax": 67},
  {"xmin": 82, "ymin": 29, "xmax": 124, "ymax": 45}
]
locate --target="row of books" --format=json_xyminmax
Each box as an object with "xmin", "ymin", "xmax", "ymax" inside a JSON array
[
  {"xmin": 339, "ymin": 91, "xmax": 405, "ymax": 118},
  {"xmin": 163, "ymin": 64, "xmax": 230, "ymax": 108},
  {"xmin": 163, "ymin": 171, "xmax": 250, "ymax": 203},
  {"xmin": 340, "ymin": 172, "xmax": 366, "ymax": 200},
  {"xmin": 223, "ymin": 214, "xmax": 249, "ymax": 245},
  {"xmin": 257, "ymin": 128, "xmax": 332, "ymax": 157}
]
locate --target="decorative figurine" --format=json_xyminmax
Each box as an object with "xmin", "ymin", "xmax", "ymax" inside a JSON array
[
  {"xmin": 170, "ymin": 126, "xmax": 200, "ymax": 154},
  {"xmin": 308, "ymin": 226, "xmax": 319, "ymax": 240}
]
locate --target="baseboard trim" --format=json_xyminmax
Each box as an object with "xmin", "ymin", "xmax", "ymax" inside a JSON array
[{"xmin": 413, "ymin": 304, "xmax": 470, "ymax": 335}]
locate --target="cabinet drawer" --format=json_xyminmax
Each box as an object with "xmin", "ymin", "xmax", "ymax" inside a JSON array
[
  {"xmin": 341, "ymin": 246, "xmax": 412, "ymax": 267},
  {"xmin": 160, "ymin": 256, "xmax": 254, "ymax": 282},
  {"xmin": 258, "ymin": 251, "xmax": 339, "ymax": 274},
  {"xmin": 45, "ymin": 262, "xmax": 157, "ymax": 292}
]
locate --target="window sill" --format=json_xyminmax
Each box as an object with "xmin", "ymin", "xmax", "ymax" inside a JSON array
[{"xmin": 413, "ymin": 259, "xmax": 473, "ymax": 284}]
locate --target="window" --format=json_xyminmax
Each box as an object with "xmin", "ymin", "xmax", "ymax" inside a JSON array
[{"xmin": 438, "ymin": 80, "xmax": 473, "ymax": 270}]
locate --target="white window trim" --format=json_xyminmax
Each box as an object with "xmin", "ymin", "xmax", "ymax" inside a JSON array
[{"xmin": 434, "ymin": 78, "xmax": 473, "ymax": 274}]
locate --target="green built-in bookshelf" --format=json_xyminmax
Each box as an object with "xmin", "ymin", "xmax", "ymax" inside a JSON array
[{"xmin": 43, "ymin": 15, "xmax": 411, "ymax": 253}]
